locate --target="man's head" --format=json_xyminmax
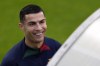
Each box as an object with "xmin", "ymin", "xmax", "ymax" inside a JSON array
[
  {"xmin": 20, "ymin": 4, "xmax": 44, "ymax": 23},
  {"xmin": 19, "ymin": 4, "xmax": 47, "ymax": 47}
]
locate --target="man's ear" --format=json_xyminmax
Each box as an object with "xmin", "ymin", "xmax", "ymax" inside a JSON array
[{"xmin": 19, "ymin": 23, "xmax": 24, "ymax": 31}]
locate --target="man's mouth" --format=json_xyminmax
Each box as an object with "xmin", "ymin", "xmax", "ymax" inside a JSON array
[
  {"xmin": 35, "ymin": 33, "xmax": 42, "ymax": 36},
  {"xmin": 32, "ymin": 32, "xmax": 43, "ymax": 36}
]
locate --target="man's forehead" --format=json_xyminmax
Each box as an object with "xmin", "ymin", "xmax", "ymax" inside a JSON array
[
  {"xmin": 25, "ymin": 12, "xmax": 45, "ymax": 18},
  {"xmin": 24, "ymin": 12, "xmax": 46, "ymax": 22}
]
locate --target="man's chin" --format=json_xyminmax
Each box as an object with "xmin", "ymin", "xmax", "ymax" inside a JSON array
[{"xmin": 34, "ymin": 39, "xmax": 44, "ymax": 43}]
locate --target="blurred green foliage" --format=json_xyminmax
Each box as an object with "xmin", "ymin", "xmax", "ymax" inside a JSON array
[{"xmin": 0, "ymin": 0, "xmax": 100, "ymax": 62}]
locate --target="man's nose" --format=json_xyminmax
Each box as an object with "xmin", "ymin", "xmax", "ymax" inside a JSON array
[{"xmin": 35, "ymin": 23, "xmax": 42, "ymax": 30}]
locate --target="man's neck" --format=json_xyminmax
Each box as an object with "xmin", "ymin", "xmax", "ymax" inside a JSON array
[{"xmin": 25, "ymin": 39, "xmax": 43, "ymax": 49}]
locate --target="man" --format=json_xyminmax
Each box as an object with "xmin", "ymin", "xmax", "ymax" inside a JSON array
[{"xmin": 1, "ymin": 4, "xmax": 61, "ymax": 66}]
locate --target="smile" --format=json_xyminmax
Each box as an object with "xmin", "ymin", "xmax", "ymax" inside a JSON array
[{"xmin": 35, "ymin": 33, "xmax": 42, "ymax": 36}]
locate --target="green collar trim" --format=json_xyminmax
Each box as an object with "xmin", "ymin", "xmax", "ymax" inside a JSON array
[{"xmin": 23, "ymin": 48, "xmax": 40, "ymax": 58}]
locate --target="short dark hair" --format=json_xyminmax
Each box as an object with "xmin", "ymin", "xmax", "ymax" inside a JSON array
[{"xmin": 20, "ymin": 4, "xmax": 44, "ymax": 23}]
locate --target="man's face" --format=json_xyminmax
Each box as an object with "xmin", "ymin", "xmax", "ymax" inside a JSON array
[{"xmin": 19, "ymin": 12, "xmax": 47, "ymax": 43}]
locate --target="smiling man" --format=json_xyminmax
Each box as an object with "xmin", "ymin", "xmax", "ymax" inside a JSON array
[{"xmin": 1, "ymin": 4, "xmax": 61, "ymax": 66}]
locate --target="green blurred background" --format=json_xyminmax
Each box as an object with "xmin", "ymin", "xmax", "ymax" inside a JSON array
[{"xmin": 0, "ymin": 0, "xmax": 100, "ymax": 62}]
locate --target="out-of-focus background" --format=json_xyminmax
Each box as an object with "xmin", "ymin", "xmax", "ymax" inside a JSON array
[{"xmin": 0, "ymin": 0, "xmax": 100, "ymax": 62}]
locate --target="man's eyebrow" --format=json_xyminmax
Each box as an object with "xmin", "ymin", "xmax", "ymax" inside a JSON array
[
  {"xmin": 40, "ymin": 19, "xmax": 46, "ymax": 21},
  {"xmin": 27, "ymin": 21, "xmax": 36, "ymax": 23},
  {"xmin": 32, "ymin": 19, "xmax": 46, "ymax": 22},
  {"xmin": 27, "ymin": 18, "xmax": 46, "ymax": 23}
]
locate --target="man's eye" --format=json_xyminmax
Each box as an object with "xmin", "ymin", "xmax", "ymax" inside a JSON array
[
  {"xmin": 40, "ymin": 20, "xmax": 45, "ymax": 24},
  {"xmin": 29, "ymin": 22, "xmax": 36, "ymax": 26}
]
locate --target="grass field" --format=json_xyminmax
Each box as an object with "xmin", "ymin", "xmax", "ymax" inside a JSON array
[{"xmin": 0, "ymin": 0, "xmax": 100, "ymax": 62}]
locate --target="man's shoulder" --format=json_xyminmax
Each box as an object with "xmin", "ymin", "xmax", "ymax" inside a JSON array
[
  {"xmin": 5, "ymin": 39, "xmax": 24, "ymax": 57},
  {"xmin": 44, "ymin": 37, "xmax": 61, "ymax": 49},
  {"xmin": 1, "ymin": 39, "xmax": 25, "ymax": 66},
  {"xmin": 45, "ymin": 37, "xmax": 61, "ymax": 45}
]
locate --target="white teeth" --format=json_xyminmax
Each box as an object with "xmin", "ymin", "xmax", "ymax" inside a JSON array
[{"xmin": 36, "ymin": 33, "xmax": 42, "ymax": 35}]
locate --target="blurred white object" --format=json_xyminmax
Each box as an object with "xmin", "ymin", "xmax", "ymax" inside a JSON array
[{"xmin": 47, "ymin": 8, "xmax": 100, "ymax": 66}]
